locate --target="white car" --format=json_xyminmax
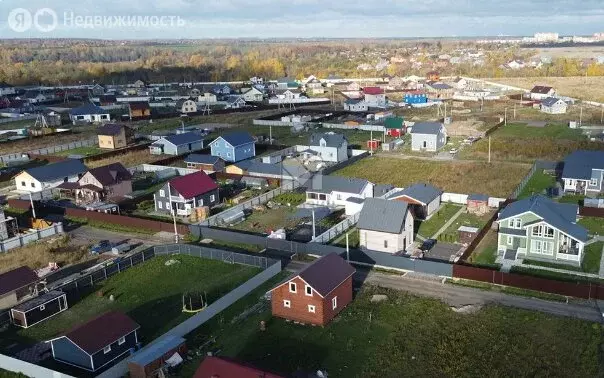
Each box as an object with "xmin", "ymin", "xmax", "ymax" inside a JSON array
[{"xmin": 449, "ymin": 148, "xmax": 458, "ymax": 154}]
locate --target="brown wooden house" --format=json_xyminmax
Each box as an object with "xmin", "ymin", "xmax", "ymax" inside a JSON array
[
  {"xmin": 270, "ymin": 253, "xmax": 355, "ymax": 326},
  {"xmin": 128, "ymin": 101, "xmax": 151, "ymax": 119}
]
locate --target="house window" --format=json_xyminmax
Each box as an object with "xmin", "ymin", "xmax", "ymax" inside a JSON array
[
  {"xmin": 118, "ymin": 337, "xmax": 125, "ymax": 345},
  {"xmin": 514, "ymin": 219, "xmax": 522, "ymax": 229},
  {"xmin": 21, "ymin": 181, "xmax": 26, "ymax": 187},
  {"xmin": 545, "ymin": 227, "xmax": 554, "ymax": 238},
  {"xmin": 591, "ymin": 178, "xmax": 598, "ymax": 186},
  {"xmin": 336, "ymin": 194, "xmax": 342, "ymax": 200},
  {"xmin": 289, "ymin": 282, "xmax": 297, "ymax": 293},
  {"xmin": 507, "ymin": 236, "xmax": 513, "ymax": 245},
  {"xmin": 308, "ymin": 305, "xmax": 316, "ymax": 313},
  {"xmin": 39, "ymin": 304, "xmax": 45, "ymax": 311},
  {"xmin": 103, "ymin": 345, "xmax": 111, "ymax": 354},
  {"xmin": 532, "ymin": 225, "xmax": 543, "ymax": 237},
  {"xmin": 332, "ymin": 297, "xmax": 338, "ymax": 310},
  {"xmin": 384, "ymin": 240, "xmax": 389, "ymax": 248},
  {"xmin": 166, "ymin": 202, "xmax": 170, "ymax": 209},
  {"xmin": 31, "ymin": 182, "xmax": 35, "ymax": 188},
  {"xmin": 158, "ymin": 202, "xmax": 163, "ymax": 209},
  {"xmin": 210, "ymin": 195, "xmax": 216, "ymax": 202},
  {"xmin": 305, "ymin": 285, "xmax": 312, "ymax": 296},
  {"xmin": 159, "ymin": 190, "xmax": 165, "ymax": 197},
  {"xmin": 283, "ymin": 300, "xmax": 291, "ymax": 308}
]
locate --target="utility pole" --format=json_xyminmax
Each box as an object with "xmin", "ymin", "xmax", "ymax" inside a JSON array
[
  {"xmin": 171, "ymin": 209, "xmax": 179, "ymax": 244},
  {"xmin": 580, "ymin": 106, "xmax": 583, "ymax": 127},
  {"xmin": 346, "ymin": 233, "xmax": 350, "ymax": 262},
  {"xmin": 269, "ymin": 125, "xmax": 272, "ymax": 145},
  {"xmin": 488, "ymin": 136, "xmax": 491, "ymax": 164},
  {"xmin": 28, "ymin": 192, "xmax": 36, "ymax": 219},
  {"xmin": 513, "ymin": 103, "xmax": 516, "ymax": 119},
  {"xmin": 312, "ymin": 209, "xmax": 316, "ymax": 240},
  {"xmin": 601, "ymin": 106, "xmax": 603, "ymax": 124},
  {"xmin": 504, "ymin": 107, "xmax": 507, "ymax": 126}
]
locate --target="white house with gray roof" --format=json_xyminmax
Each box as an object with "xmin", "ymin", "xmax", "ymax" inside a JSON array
[
  {"xmin": 305, "ymin": 175, "xmax": 374, "ymax": 208},
  {"xmin": 561, "ymin": 150, "xmax": 604, "ymax": 195},
  {"xmin": 358, "ymin": 198, "xmax": 414, "ymax": 254},
  {"xmin": 411, "ymin": 122, "xmax": 447, "ymax": 152},
  {"xmin": 540, "ymin": 97, "xmax": 567, "ymax": 114},
  {"xmin": 307, "ymin": 133, "xmax": 349, "ymax": 163}
]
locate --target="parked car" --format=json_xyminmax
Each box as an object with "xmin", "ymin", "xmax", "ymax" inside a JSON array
[
  {"xmin": 449, "ymin": 148, "xmax": 458, "ymax": 155},
  {"xmin": 89, "ymin": 240, "xmax": 113, "ymax": 255},
  {"xmin": 419, "ymin": 239, "xmax": 437, "ymax": 252}
]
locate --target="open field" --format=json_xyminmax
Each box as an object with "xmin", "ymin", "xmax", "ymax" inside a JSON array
[
  {"xmin": 0, "ymin": 255, "xmax": 260, "ymax": 352},
  {"xmin": 200, "ymin": 286, "xmax": 601, "ymax": 378},
  {"xmin": 86, "ymin": 149, "xmax": 165, "ymax": 168},
  {"xmin": 417, "ymin": 203, "xmax": 462, "ymax": 238},
  {"xmin": 0, "ymin": 235, "xmax": 90, "ymax": 274},
  {"xmin": 334, "ymin": 157, "xmax": 531, "ymax": 198},
  {"xmin": 461, "ymin": 123, "xmax": 604, "ymax": 162},
  {"xmin": 488, "ymin": 76, "xmax": 604, "ymax": 102}
]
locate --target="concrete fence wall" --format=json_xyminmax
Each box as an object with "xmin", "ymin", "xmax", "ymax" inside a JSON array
[
  {"xmin": 441, "ymin": 192, "xmax": 506, "ymax": 207},
  {"xmin": 310, "ymin": 212, "xmax": 360, "ymax": 244},
  {"xmin": 0, "ymin": 223, "xmax": 64, "ymax": 253},
  {"xmin": 129, "ymin": 163, "xmax": 198, "ymax": 177},
  {"xmin": 0, "ymin": 137, "xmax": 97, "ymax": 164},
  {"xmin": 0, "ymin": 354, "xmax": 76, "ymax": 378}
]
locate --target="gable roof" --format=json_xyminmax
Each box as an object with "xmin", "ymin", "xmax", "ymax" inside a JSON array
[
  {"xmin": 531, "ymin": 85, "xmax": 554, "ymax": 94},
  {"xmin": 61, "ymin": 311, "xmax": 139, "ymax": 355},
  {"xmin": 411, "ymin": 122, "xmax": 443, "ymax": 135},
  {"xmin": 184, "ymin": 154, "xmax": 221, "ymax": 165},
  {"xmin": 24, "ymin": 159, "xmax": 88, "ymax": 182},
  {"xmin": 86, "ymin": 163, "xmax": 132, "ymax": 186},
  {"xmin": 308, "ymin": 175, "xmax": 369, "ymax": 195},
  {"xmin": 384, "ymin": 117, "xmax": 405, "ymax": 129},
  {"xmin": 358, "ymin": 198, "xmax": 410, "ymax": 234},
  {"xmin": 194, "ymin": 356, "xmax": 284, "ymax": 378},
  {"xmin": 562, "ymin": 150, "xmax": 604, "ymax": 180},
  {"xmin": 498, "ymin": 195, "xmax": 588, "ymax": 242},
  {"xmin": 0, "ymin": 266, "xmax": 38, "ymax": 297},
  {"xmin": 212, "ymin": 132, "xmax": 255, "ymax": 147},
  {"xmin": 541, "ymin": 97, "xmax": 565, "ymax": 107},
  {"xmin": 12, "ymin": 290, "xmax": 65, "ymax": 312},
  {"xmin": 309, "ymin": 133, "xmax": 348, "ymax": 148},
  {"xmin": 70, "ymin": 103, "xmax": 107, "ymax": 116},
  {"xmin": 97, "ymin": 123, "xmax": 127, "ymax": 136},
  {"xmin": 388, "ymin": 183, "xmax": 443, "ymax": 205},
  {"xmin": 168, "ymin": 171, "xmax": 218, "ymax": 199},
  {"xmin": 159, "ymin": 132, "xmax": 204, "ymax": 147},
  {"xmin": 296, "ymin": 253, "xmax": 355, "ymax": 297},
  {"xmin": 175, "ymin": 98, "xmax": 194, "ymax": 108},
  {"xmin": 363, "ymin": 87, "xmax": 384, "ymax": 95},
  {"xmin": 128, "ymin": 101, "xmax": 150, "ymax": 110},
  {"xmin": 248, "ymin": 162, "xmax": 308, "ymax": 178}
]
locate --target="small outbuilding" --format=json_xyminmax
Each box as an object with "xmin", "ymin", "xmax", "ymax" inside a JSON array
[
  {"xmin": 128, "ymin": 336, "xmax": 187, "ymax": 378},
  {"xmin": 387, "ymin": 183, "xmax": 443, "ymax": 220},
  {"xmin": 11, "ymin": 290, "xmax": 68, "ymax": 328},
  {"xmin": 0, "ymin": 266, "xmax": 39, "ymax": 309},
  {"xmin": 458, "ymin": 226, "xmax": 479, "ymax": 245},
  {"xmin": 467, "ymin": 194, "xmax": 490, "ymax": 216}
]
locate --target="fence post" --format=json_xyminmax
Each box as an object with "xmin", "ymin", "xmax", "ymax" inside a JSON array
[{"xmin": 90, "ymin": 275, "xmax": 94, "ymax": 286}]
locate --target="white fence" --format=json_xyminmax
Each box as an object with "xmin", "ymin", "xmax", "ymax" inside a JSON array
[
  {"xmin": 310, "ymin": 212, "xmax": 360, "ymax": 244},
  {"xmin": 0, "ymin": 223, "xmax": 64, "ymax": 253},
  {"xmin": 585, "ymin": 198, "xmax": 604, "ymax": 209},
  {"xmin": 0, "ymin": 354, "xmax": 75, "ymax": 378}
]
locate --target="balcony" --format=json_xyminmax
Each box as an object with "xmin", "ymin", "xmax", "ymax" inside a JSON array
[{"xmin": 557, "ymin": 248, "xmax": 580, "ymax": 262}]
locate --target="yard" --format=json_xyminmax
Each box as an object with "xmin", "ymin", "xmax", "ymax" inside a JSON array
[
  {"xmin": 188, "ymin": 286, "xmax": 601, "ymax": 378},
  {"xmin": 0, "ymin": 130, "xmax": 96, "ymax": 155},
  {"xmin": 416, "ymin": 203, "xmax": 462, "ymax": 238},
  {"xmin": 579, "ymin": 217, "xmax": 604, "ymax": 236},
  {"xmin": 523, "ymin": 241, "xmax": 604, "ymax": 275},
  {"xmin": 331, "ymin": 227, "xmax": 360, "ymax": 249},
  {"xmin": 517, "ymin": 170, "xmax": 557, "ymax": 199},
  {"xmin": 228, "ymin": 192, "xmax": 306, "ymax": 234},
  {"xmin": 0, "ymin": 255, "xmax": 260, "ymax": 353},
  {"xmin": 53, "ymin": 146, "xmax": 103, "ymax": 157},
  {"xmin": 86, "ymin": 149, "xmax": 168, "ymax": 168},
  {"xmin": 460, "ymin": 123, "xmax": 604, "ymax": 163},
  {"xmin": 439, "ymin": 210, "xmax": 495, "ymax": 243},
  {"xmin": 333, "ymin": 157, "xmax": 531, "ymax": 198},
  {"xmin": 467, "ymin": 229, "xmax": 499, "ymax": 267}
]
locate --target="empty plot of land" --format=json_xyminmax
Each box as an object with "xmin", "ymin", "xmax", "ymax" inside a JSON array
[
  {"xmin": 488, "ymin": 76, "xmax": 604, "ymax": 102},
  {"xmin": 334, "ymin": 157, "xmax": 530, "ymax": 198},
  {"xmin": 86, "ymin": 149, "xmax": 165, "ymax": 168},
  {"xmin": 0, "ymin": 132, "xmax": 93, "ymax": 155}
]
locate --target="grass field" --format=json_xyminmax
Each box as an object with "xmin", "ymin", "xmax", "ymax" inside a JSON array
[
  {"xmin": 517, "ymin": 170, "xmax": 557, "ymax": 199},
  {"xmin": 334, "ymin": 157, "xmax": 531, "ymax": 198},
  {"xmin": 440, "ymin": 210, "xmax": 495, "ymax": 243},
  {"xmin": 488, "ymin": 76, "xmax": 604, "ymax": 102},
  {"xmin": 207, "ymin": 287, "xmax": 601, "ymax": 378},
  {"xmin": 0, "ymin": 255, "xmax": 260, "ymax": 352},
  {"xmin": 460, "ymin": 123, "xmax": 604, "ymax": 163},
  {"xmin": 53, "ymin": 146, "xmax": 103, "ymax": 157},
  {"xmin": 579, "ymin": 217, "xmax": 604, "ymax": 236},
  {"xmin": 416, "ymin": 203, "xmax": 462, "ymax": 238},
  {"xmin": 467, "ymin": 229, "xmax": 499, "ymax": 266}
]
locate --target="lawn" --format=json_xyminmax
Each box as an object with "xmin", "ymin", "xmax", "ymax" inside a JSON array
[
  {"xmin": 333, "ymin": 157, "xmax": 531, "ymax": 198},
  {"xmin": 517, "ymin": 170, "xmax": 557, "ymax": 199},
  {"xmin": 0, "ymin": 255, "xmax": 260, "ymax": 352},
  {"xmin": 558, "ymin": 194, "xmax": 586, "ymax": 205},
  {"xmin": 206, "ymin": 287, "xmax": 601, "ymax": 378},
  {"xmin": 416, "ymin": 203, "xmax": 462, "ymax": 238},
  {"xmin": 460, "ymin": 123, "xmax": 604, "ymax": 163},
  {"xmin": 331, "ymin": 227, "xmax": 360, "ymax": 249},
  {"xmin": 579, "ymin": 217, "xmax": 604, "ymax": 236},
  {"xmin": 230, "ymin": 206, "xmax": 300, "ymax": 234},
  {"xmin": 583, "ymin": 242, "xmax": 604, "ymax": 274},
  {"xmin": 440, "ymin": 210, "xmax": 495, "ymax": 243},
  {"xmin": 53, "ymin": 146, "xmax": 103, "ymax": 157},
  {"xmin": 467, "ymin": 229, "xmax": 499, "ymax": 266}
]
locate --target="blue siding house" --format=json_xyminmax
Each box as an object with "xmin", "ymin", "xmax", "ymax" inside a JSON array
[
  {"xmin": 209, "ymin": 132, "xmax": 256, "ymax": 162},
  {"xmin": 404, "ymin": 92, "xmax": 428, "ymax": 105},
  {"xmin": 50, "ymin": 311, "xmax": 139, "ymax": 372}
]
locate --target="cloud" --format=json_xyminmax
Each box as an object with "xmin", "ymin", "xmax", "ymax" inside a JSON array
[{"xmin": 0, "ymin": 0, "xmax": 603, "ymax": 38}]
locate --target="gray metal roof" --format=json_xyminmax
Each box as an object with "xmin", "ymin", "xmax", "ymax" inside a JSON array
[
  {"xmin": 184, "ymin": 154, "xmax": 220, "ymax": 165},
  {"xmin": 541, "ymin": 97, "xmax": 564, "ymax": 107},
  {"xmin": 357, "ymin": 198, "xmax": 409, "ymax": 234},
  {"xmin": 411, "ymin": 122, "xmax": 443, "ymax": 135},
  {"xmin": 160, "ymin": 131, "xmax": 204, "ymax": 146},
  {"xmin": 12, "ymin": 290, "xmax": 65, "ymax": 312},
  {"xmin": 562, "ymin": 150, "xmax": 604, "ymax": 180},
  {"xmin": 212, "ymin": 131, "xmax": 255, "ymax": 147},
  {"xmin": 308, "ymin": 175, "xmax": 369, "ymax": 195},
  {"xmin": 498, "ymin": 195, "xmax": 588, "ymax": 242},
  {"xmin": 25, "ymin": 160, "xmax": 88, "ymax": 182},
  {"xmin": 388, "ymin": 183, "xmax": 442, "ymax": 205},
  {"xmin": 458, "ymin": 226, "xmax": 479, "ymax": 233},
  {"xmin": 309, "ymin": 133, "xmax": 348, "ymax": 148}
]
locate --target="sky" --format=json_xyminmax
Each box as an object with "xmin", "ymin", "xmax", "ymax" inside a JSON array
[{"xmin": 0, "ymin": 0, "xmax": 603, "ymax": 39}]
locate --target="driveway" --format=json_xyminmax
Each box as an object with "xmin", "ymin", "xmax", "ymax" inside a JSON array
[{"xmin": 423, "ymin": 242, "xmax": 462, "ymax": 262}]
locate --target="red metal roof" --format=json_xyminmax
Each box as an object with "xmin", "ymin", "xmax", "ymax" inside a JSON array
[
  {"xmin": 363, "ymin": 87, "xmax": 384, "ymax": 95},
  {"xmin": 169, "ymin": 171, "xmax": 218, "ymax": 199},
  {"xmin": 63, "ymin": 311, "xmax": 139, "ymax": 355},
  {"xmin": 0, "ymin": 266, "xmax": 38, "ymax": 297},
  {"xmin": 193, "ymin": 356, "xmax": 285, "ymax": 378}
]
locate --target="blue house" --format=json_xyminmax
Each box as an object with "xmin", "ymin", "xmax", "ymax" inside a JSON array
[
  {"xmin": 49, "ymin": 311, "xmax": 139, "ymax": 372},
  {"xmin": 404, "ymin": 92, "xmax": 428, "ymax": 105},
  {"xmin": 209, "ymin": 132, "xmax": 256, "ymax": 163}
]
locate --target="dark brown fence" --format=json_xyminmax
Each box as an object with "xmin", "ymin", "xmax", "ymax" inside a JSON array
[
  {"xmin": 579, "ymin": 206, "xmax": 604, "ymax": 218},
  {"xmin": 458, "ymin": 200, "xmax": 510, "ymax": 262},
  {"xmin": 453, "ymin": 264, "xmax": 604, "ymax": 300}
]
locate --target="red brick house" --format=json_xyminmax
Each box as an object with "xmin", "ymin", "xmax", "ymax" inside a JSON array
[{"xmin": 270, "ymin": 253, "xmax": 355, "ymax": 326}]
